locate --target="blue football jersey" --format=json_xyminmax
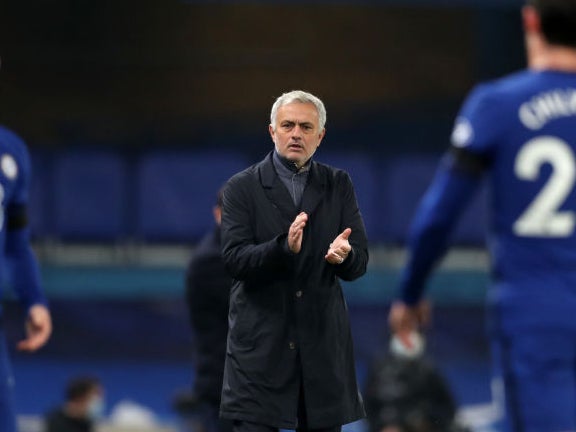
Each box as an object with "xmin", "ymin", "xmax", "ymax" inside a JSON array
[
  {"xmin": 399, "ymin": 70, "xmax": 576, "ymax": 330},
  {"xmin": 456, "ymin": 70, "xmax": 576, "ymax": 328},
  {"xmin": 455, "ymin": 70, "xmax": 576, "ymax": 267}
]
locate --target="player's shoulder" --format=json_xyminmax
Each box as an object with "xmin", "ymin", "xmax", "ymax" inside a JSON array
[
  {"xmin": 0, "ymin": 125, "xmax": 29, "ymax": 154},
  {"xmin": 456, "ymin": 71, "xmax": 537, "ymax": 132},
  {"xmin": 0, "ymin": 126, "xmax": 31, "ymax": 181},
  {"xmin": 470, "ymin": 70, "xmax": 541, "ymax": 103}
]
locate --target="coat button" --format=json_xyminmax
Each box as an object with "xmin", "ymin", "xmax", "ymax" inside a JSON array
[
  {"xmin": 289, "ymin": 342, "xmax": 296, "ymax": 350},
  {"xmin": 295, "ymin": 290, "xmax": 302, "ymax": 298}
]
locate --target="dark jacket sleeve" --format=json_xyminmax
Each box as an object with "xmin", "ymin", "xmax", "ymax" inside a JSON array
[
  {"xmin": 333, "ymin": 172, "xmax": 368, "ymax": 282},
  {"xmin": 220, "ymin": 174, "xmax": 294, "ymax": 281}
]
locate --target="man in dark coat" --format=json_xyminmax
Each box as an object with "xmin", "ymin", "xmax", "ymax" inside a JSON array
[
  {"xmin": 220, "ymin": 90, "xmax": 369, "ymax": 432},
  {"xmin": 176, "ymin": 190, "xmax": 233, "ymax": 432}
]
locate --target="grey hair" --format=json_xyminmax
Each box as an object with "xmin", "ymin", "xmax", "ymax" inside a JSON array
[{"xmin": 270, "ymin": 90, "xmax": 327, "ymax": 131}]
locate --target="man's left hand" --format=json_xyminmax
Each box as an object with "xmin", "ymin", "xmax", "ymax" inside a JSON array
[
  {"xmin": 18, "ymin": 304, "xmax": 52, "ymax": 352},
  {"xmin": 325, "ymin": 228, "xmax": 352, "ymax": 265}
]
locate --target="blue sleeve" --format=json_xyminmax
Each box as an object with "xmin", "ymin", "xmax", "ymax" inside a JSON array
[
  {"xmin": 397, "ymin": 154, "xmax": 484, "ymax": 305},
  {"xmin": 0, "ymin": 126, "xmax": 31, "ymax": 204},
  {"xmin": 451, "ymin": 83, "xmax": 504, "ymax": 153},
  {"xmin": 1, "ymin": 128, "xmax": 48, "ymax": 311},
  {"xmin": 5, "ymin": 226, "xmax": 47, "ymax": 312}
]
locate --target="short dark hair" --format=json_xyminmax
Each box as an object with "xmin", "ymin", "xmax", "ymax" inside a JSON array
[
  {"xmin": 216, "ymin": 187, "xmax": 224, "ymax": 208},
  {"xmin": 528, "ymin": 0, "xmax": 576, "ymax": 48},
  {"xmin": 65, "ymin": 376, "xmax": 100, "ymax": 401}
]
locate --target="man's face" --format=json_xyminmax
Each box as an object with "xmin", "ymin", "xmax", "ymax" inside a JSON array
[{"xmin": 269, "ymin": 102, "xmax": 325, "ymax": 167}]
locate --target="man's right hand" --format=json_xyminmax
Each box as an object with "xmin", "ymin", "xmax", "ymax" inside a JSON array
[
  {"xmin": 288, "ymin": 212, "xmax": 308, "ymax": 254},
  {"xmin": 18, "ymin": 304, "xmax": 52, "ymax": 352},
  {"xmin": 388, "ymin": 300, "xmax": 431, "ymax": 349}
]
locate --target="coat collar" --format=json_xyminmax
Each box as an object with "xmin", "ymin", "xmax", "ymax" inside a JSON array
[{"xmin": 258, "ymin": 151, "xmax": 326, "ymax": 219}]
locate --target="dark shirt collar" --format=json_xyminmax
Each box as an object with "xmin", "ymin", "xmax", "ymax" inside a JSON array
[{"xmin": 273, "ymin": 149, "xmax": 311, "ymax": 174}]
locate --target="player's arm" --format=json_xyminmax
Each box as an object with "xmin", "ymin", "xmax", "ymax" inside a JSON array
[
  {"xmin": 390, "ymin": 147, "xmax": 491, "ymax": 344},
  {"xmin": 391, "ymin": 84, "xmax": 499, "ymax": 343},
  {"xmin": 2, "ymin": 134, "xmax": 52, "ymax": 351},
  {"xmin": 5, "ymin": 204, "xmax": 52, "ymax": 352},
  {"xmin": 397, "ymin": 146, "xmax": 490, "ymax": 306}
]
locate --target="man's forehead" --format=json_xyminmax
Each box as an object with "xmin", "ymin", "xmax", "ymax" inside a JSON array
[{"xmin": 277, "ymin": 102, "xmax": 319, "ymax": 121}]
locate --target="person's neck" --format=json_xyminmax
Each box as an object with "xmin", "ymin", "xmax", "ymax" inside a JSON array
[
  {"xmin": 527, "ymin": 36, "xmax": 576, "ymax": 72},
  {"xmin": 274, "ymin": 150, "xmax": 310, "ymax": 173}
]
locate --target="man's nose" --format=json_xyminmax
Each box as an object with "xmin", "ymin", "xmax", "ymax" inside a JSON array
[{"xmin": 291, "ymin": 124, "xmax": 303, "ymax": 137}]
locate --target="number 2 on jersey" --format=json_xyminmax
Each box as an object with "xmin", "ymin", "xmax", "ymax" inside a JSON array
[{"xmin": 513, "ymin": 136, "xmax": 575, "ymax": 237}]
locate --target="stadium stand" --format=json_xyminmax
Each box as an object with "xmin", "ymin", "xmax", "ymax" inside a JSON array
[
  {"xmin": 316, "ymin": 150, "xmax": 378, "ymax": 244},
  {"xmin": 29, "ymin": 151, "xmax": 52, "ymax": 240},
  {"xmin": 377, "ymin": 154, "xmax": 488, "ymax": 246},
  {"xmin": 28, "ymin": 149, "xmax": 489, "ymax": 248},
  {"xmin": 134, "ymin": 150, "xmax": 249, "ymax": 243},
  {"xmin": 51, "ymin": 151, "xmax": 129, "ymax": 242}
]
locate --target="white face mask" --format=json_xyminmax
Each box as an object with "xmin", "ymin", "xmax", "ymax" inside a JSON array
[
  {"xmin": 389, "ymin": 332, "xmax": 426, "ymax": 359},
  {"xmin": 87, "ymin": 395, "xmax": 105, "ymax": 420}
]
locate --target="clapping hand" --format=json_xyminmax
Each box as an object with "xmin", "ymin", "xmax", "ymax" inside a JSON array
[{"xmin": 325, "ymin": 228, "xmax": 352, "ymax": 265}]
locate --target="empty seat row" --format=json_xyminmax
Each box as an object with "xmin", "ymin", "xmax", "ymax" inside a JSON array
[
  {"xmin": 29, "ymin": 150, "xmax": 248, "ymax": 243},
  {"xmin": 28, "ymin": 149, "xmax": 489, "ymax": 246}
]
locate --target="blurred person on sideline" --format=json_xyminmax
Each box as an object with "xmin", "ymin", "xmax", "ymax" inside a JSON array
[
  {"xmin": 0, "ymin": 125, "xmax": 52, "ymax": 432},
  {"xmin": 219, "ymin": 90, "xmax": 368, "ymax": 432},
  {"xmin": 364, "ymin": 333, "xmax": 468, "ymax": 432},
  {"xmin": 173, "ymin": 189, "xmax": 233, "ymax": 432},
  {"xmin": 388, "ymin": 1, "xmax": 576, "ymax": 431},
  {"xmin": 45, "ymin": 375, "xmax": 104, "ymax": 432}
]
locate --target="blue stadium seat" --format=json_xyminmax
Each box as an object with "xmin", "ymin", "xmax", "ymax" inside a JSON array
[
  {"xmin": 135, "ymin": 151, "xmax": 249, "ymax": 242},
  {"xmin": 29, "ymin": 151, "xmax": 52, "ymax": 239},
  {"xmin": 376, "ymin": 155, "xmax": 440, "ymax": 245},
  {"xmin": 52, "ymin": 151, "xmax": 128, "ymax": 241},
  {"xmin": 377, "ymin": 154, "xmax": 488, "ymax": 246},
  {"xmin": 315, "ymin": 151, "xmax": 378, "ymax": 244}
]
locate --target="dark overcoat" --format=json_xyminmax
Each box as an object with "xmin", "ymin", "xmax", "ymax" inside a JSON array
[
  {"xmin": 186, "ymin": 226, "xmax": 231, "ymax": 405},
  {"xmin": 219, "ymin": 152, "xmax": 368, "ymax": 429}
]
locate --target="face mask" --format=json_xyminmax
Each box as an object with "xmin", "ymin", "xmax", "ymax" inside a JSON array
[
  {"xmin": 87, "ymin": 395, "xmax": 105, "ymax": 420},
  {"xmin": 389, "ymin": 332, "xmax": 425, "ymax": 359}
]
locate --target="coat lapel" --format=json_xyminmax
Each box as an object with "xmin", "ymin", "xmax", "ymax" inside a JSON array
[
  {"xmin": 300, "ymin": 161, "xmax": 326, "ymax": 216},
  {"xmin": 258, "ymin": 153, "xmax": 298, "ymax": 223},
  {"xmin": 258, "ymin": 153, "xmax": 326, "ymax": 221}
]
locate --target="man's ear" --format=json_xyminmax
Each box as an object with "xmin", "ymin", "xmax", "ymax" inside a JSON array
[
  {"xmin": 269, "ymin": 124, "xmax": 275, "ymax": 142},
  {"xmin": 317, "ymin": 128, "xmax": 326, "ymax": 147},
  {"xmin": 213, "ymin": 206, "xmax": 222, "ymax": 226},
  {"xmin": 522, "ymin": 5, "xmax": 540, "ymax": 35}
]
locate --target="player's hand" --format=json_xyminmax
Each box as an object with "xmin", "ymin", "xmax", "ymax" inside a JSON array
[
  {"xmin": 18, "ymin": 304, "xmax": 52, "ymax": 352},
  {"xmin": 288, "ymin": 212, "xmax": 308, "ymax": 254},
  {"xmin": 325, "ymin": 228, "xmax": 352, "ymax": 265},
  {"xmin": 388, "ymin": 300, "xmax": 431, "ymax": 349}
]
